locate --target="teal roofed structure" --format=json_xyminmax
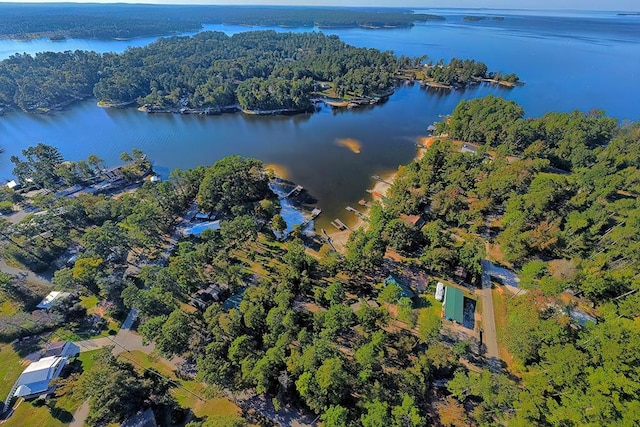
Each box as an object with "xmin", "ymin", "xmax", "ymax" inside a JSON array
[
  {"xmin": 384, "ymin": 274, "xmax": 415, "ymax": 299},
  {"xmin": 443, "ymin": 286, "xmax": 464, "ymax": 324}
]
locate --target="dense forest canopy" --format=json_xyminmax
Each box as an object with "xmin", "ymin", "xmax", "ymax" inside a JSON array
[
  {"xmin": 0, "ymin": 4, "xmax": 444, "ymax": 40},
  {"xmin": 96, "ymin": 30, "xmax": 400, "ymax": 111},
  {"xmin": 0, "ymin": 31, "xmax": 509, "ymax": 113},
  {"xmin": 392, "ymin": 97, "xmax": 639, "ymax": 306},
  {"xmin": 439, "ymin": 95, "xmax": 618, "ymax": 169},
  {"xmin": 2, "ymin": 95, "xmax": 639, "ymax": 425}
]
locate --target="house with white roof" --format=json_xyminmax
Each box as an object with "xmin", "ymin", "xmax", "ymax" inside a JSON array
[
  {"xmin": 6, "ymin": 180, "xmax": 19, "ymax": 190},
  {"xmin": 36, "ymin": 291, "xmax": 71, "ymax": 310},
  {"xmin": 11, "ymin": 355, "xmax": 69, "ymax": 400}
]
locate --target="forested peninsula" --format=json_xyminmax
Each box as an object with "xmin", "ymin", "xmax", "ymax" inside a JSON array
[
  {"xmin": 0, "ymin": 4, "xmax": 443, "ymax": 40},
  {"xmin": 0, "ymin": 31, "xmax": 516, "ymax": 114}
]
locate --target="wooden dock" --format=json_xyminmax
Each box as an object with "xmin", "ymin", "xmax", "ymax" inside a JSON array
[
  {"xmin": 300, "ymin": 208, "xmax": 321, "ymax": 228},
  {"xmin": 321, "ymin": 229, "xmax": 338, "ymax": 252},
  {"xmin": 331, "ymin": 219, "xmax": 350, "ymax": 231},
  {"xmin": 346, "ymin": 206, "xmax": 368, "ymax": 221},
  {"xmin": 284, "ymin": 185, "xmax": 304, "ymax": 198},
  {"xmin": 371, "ymin": 175, "xmax": 392, "ymax": 185}
]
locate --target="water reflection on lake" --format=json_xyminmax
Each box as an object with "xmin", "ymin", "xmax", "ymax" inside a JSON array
[{"xmin": 1, "ymin": 9, "xmax": 639, "ymax": 228}]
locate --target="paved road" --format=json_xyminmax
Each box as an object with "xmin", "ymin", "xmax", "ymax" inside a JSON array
[
  {"xmin": 480, "ymin": 260, "xmax": 500, "ymax": 371},
  {"xmin": 74, "ymin": 320, "xmax": 155, "ymax": 357},
  {"xmin": 69, "ymin": 400, "xmax": 89, "ymax": 427},
  {"xmin": 0, "ymin": 258, "xmax": 52, "ymax": 287},
  {"xmin": 74, "ymin": 337, "xmax": 115, "ymax": 353}
]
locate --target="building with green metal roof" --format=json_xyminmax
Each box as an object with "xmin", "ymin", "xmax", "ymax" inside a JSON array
[{"xmin": 443, "ymin": 286, "xmax": 464, "ymax": 324}]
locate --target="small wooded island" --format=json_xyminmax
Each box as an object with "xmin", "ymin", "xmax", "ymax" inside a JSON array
[{"xmin": 0, "ymin": 31, "xmax": 519, "ymax": 114}]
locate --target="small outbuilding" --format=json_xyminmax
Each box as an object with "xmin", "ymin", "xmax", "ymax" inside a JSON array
[
  {"xmin": 435, "ymin": 282, "xmax": 445, "ymax": 301},
  {"xmin": 400, "ymin": 214, "xmax": 426, "ymax": 229},
  {"xmin": 6, "ymin": 180, "xmax": 20, "ymax": 190},
  {"xmin": 460, "ymin": 143, "xmax": 479, "ymax": 154},
  {"xmin": 442, "ymin": 286, "xmax": 464, "ymax": 324}
]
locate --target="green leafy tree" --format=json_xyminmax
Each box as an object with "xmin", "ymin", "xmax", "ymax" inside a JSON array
[
  {"xmin": 80, "ymin": 348, "xmax": 151, "ymax": 426},
  {"xmin": 391, "ymin": 394, "xmax": 425, "ymax": 427},
  {"xmin": 11, "ymin": 143, "xmax": 65, "ymax": 190},
  {"xmin": 377, "ymin": 283, "xmax": 401, "ymax": 304},
  {"xmin": 321, "ymin": 405, "xmax": 350, "ymax": 427},
  {"xmin": 197, "ymin": 156, "xmax": 271, "ymax": 216},
  {"xmin": 417, "ymin": 308, "xmax": 442, "ymax": 343},
  {"xmin": 361, "ymin": 399, "xmax": 390, "ymax": 427},
  {"xmin": 272, "ymin": 213, "xmax": 287, "ymax": 235}
]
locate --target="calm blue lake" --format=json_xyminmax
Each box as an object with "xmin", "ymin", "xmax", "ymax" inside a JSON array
[{"xmin": 1, "ymin": 9, "xmax": 638, "ymax": 226}]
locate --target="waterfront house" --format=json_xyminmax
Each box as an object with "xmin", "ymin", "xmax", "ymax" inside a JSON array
[
  {"xmin": 5, "ymin": 180, "xmax": 20, "ymax": 190},
  {"xmin": 102, "ymin": 165, "xmax": 126, "ymax": 182}
]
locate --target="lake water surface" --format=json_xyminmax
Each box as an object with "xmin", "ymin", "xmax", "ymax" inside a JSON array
[{"xmin": 1, "ymin": 9, "xmax": 638, "ymax": 227}]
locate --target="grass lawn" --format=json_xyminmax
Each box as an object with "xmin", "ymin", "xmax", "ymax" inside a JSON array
[
  {"xmin": 120, "ymin": 350, "xmax": 244, "ymax": 422},
  {"xmin": 4, "ymin": 401, "xmax": 67, "ymax": 427},
  {"xmin": 0, "ymin": 298, "xmax": 19, "ymax": 316},
  {"xmin": 492, "ymin": 287, "xmax": 516, "ymax": 370},
  {"xmin": 79, "ymin": 295, "xmax": 99, "ymax": 311},
  {"xmin": 173, "ymin": 382, "xmax": 239, "ymax": 419},
  {"xmin": 118, "ymin": 350, "xmax": 176, "ymax": 379},
  {"xmin": 420, "ymin": 294, "xmax": 443, "ymax": 318},
  {"xmin": 0, "ymin": 344, "xmax": 25, "ymax": 399}
]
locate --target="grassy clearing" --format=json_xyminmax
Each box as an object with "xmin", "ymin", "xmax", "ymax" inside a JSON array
[
  {"xmin": 119, "ymin": 350, "xmax": 244, "ymax": 421},
  {"xmin": 0, "ymin": 298, "xmax": 19, "ymax": 316},
  {"xmin": 4, "ymin": 402, "xmax": 66, "ymax": 427},
  {"xmin": 0, "ymin": 344, "xmax": 25, "ymax": 399},
  {"xmin": 420, "ymin": 294, "xmax": 443, "ymax": 318},
  {"xmin": 173, "ymin": 383, "xmax": 239, "ymax": 419},
  {"xmin": 119, "ymin": 350, "xmax": 176, "ymax": 379},
  {"xmin": 492, "ymin": 287, "xmax": 516, "ymax": 369},
  {"xmin": 79, "ymin": 295, "xmax": 99, "ymax": 311}
]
